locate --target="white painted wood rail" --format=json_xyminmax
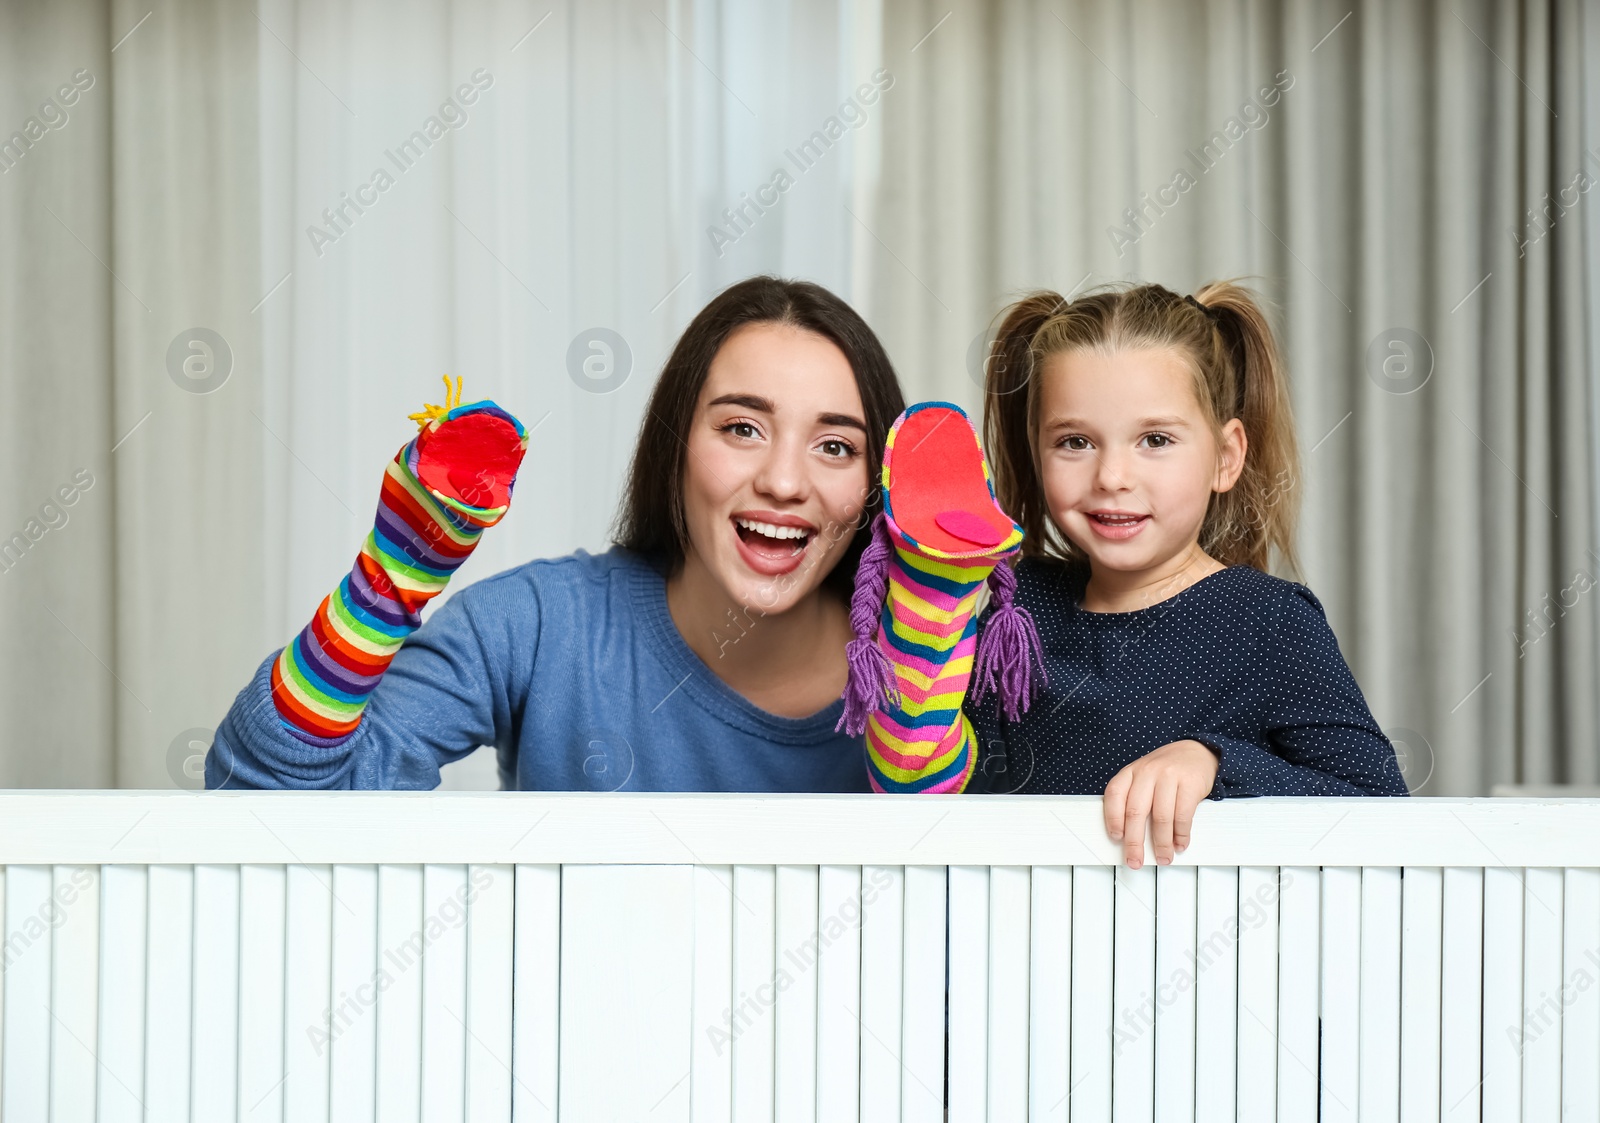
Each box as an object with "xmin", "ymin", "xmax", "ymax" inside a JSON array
[{"xmin": 1, "ymin": 792, "xmax": 1597, "ymax": 1121}]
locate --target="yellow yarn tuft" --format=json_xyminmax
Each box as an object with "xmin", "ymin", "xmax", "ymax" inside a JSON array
[{"xmin": 407, "ymin": 374, "xmax": 464, "ymax": 432}]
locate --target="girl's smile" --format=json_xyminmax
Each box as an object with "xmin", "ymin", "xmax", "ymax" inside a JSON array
[{"xmin": 1083, "ymin": 508, "xmax": 1152, "ymax": 539}]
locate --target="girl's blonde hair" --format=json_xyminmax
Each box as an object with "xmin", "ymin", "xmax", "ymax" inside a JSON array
[{"xmin": 984, "ymin": 280, "xmax": 1300, "ymax": 574}]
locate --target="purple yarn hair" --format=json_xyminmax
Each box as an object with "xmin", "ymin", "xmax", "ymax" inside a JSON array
[
  {"xmin": 970, "ymin": 558, "xmax": 1048, "ymax": 722},
  {"xmin": 837, "ymin": 512, "xmax": 902, "ymax": 736}
]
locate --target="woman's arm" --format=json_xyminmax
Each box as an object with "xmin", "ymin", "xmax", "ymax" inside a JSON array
[
  {"xmin": 206, "ymin": 379, "xmax": 529, "ymax": 788},
  {"xmin": 207, "ymin": 577, "xmax": 531, "ymax": 788}
]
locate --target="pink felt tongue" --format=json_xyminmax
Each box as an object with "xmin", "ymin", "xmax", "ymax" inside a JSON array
[{"xmin": 935, "ymin": 508, "xmax": 1004, "ymax": 546}]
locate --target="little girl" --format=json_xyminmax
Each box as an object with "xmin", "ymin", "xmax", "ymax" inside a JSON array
[{"xmin": 843, "ymin": 281, "xmax": 1407, "ymax": 868}]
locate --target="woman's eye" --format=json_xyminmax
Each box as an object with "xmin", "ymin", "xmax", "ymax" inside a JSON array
[
  {"xmin": 818, "ymin": 439, "xmax": 857, "ymax": 459},
  {"xmin": 722, "ymin": 421, "xmax": 760, "ymax": 440}
]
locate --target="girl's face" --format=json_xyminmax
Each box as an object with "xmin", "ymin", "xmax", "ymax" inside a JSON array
[
  {"xmin": 679, "ymin": 321, "xmax": 871, "ymax": 613},
  {"xmin": 1036, "ymin": 346, "xmax": 1245, "ymax": 579}
]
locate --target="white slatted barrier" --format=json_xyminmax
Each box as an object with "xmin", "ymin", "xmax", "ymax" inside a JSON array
[{"xmin": 0, "ymin": 792, "xmax": 1597, "ymax": 1121}]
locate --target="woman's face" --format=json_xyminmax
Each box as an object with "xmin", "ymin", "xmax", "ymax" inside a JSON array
[{"xmin": 679, "ymin": 321, "xmax": 871, "ymax": 614}]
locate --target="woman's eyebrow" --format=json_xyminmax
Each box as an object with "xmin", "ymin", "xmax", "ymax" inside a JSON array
[
  {"xmin": 707, "ymin": 393, "xmax": 775, "ymax": 413},
  {"xmin": 709, "ymin": 395, "xmax": 866, "ymax": 433},
  {"xmin": 817, "ymin": 412, "xmax": 867, "ymax": 432}
]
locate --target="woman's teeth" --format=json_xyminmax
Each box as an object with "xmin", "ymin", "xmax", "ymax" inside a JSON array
[{"xmin": 736, "ymin": 517, "xmax": 809, "ymax": 541}]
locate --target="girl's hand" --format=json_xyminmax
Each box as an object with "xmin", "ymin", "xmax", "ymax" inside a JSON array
[{"xmin": 1102, "ymin": 740, "xmax": 1220, "ymax": 869}]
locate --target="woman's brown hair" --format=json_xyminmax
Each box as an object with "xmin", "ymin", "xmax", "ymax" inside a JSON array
[
  {"xmin": 613, "ymin": 275, "xmax": 907, "ymax": 599},
  {"xmin": 984, "ymin": 280, "xmax": 1300, "ymax": 574}
]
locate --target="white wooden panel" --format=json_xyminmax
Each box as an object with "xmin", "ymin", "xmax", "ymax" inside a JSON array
[
  {"xmin": 48, "ymin": 865, "xmax": 99, "ymax": 1123},
  {"xmin": 0, "ymin": 870, "xmax": 4, "ymax": 1119},
  {"xmin": 899, "ymin": 865, "xmax": 946, "ymax": 1123},
  {"xmin": 1399, "ymin": 867, "xmax": 1442, "ymax": 1123},
  {"xmin": 1276, "ymin": 867, "xmax": 1320, "ymax": 1121},
  {"xmin": 7, "ymin": 793, "xmax": 1600, "ymax": 868},
  {"xmin": 145, "ymin": 864, "xmax": 195, "ymax": 1123},
  {"xmin": 238, "ymin": 865, "xmax": 286, "ymax": 1123},
  {"xmin": 465, "ymin": 865, "xmax": 514, "ymax": 1123},
  {"xmin": 330, "ymin": 864, "xmax": 379, "ymax": 1123},
  {"xmin": 858, "ymin": 865, "xmax": 904, "ymax": 1123},
  {"xmin": 284, "ymin": 864, "xmax": 334, "ymax": 1123},
  {"xmin": 772, "ymin": 864, "xmax": 817, "ymax": 1123},
  {"xmin": 731, "ymin": 864, "xmax": 776, "ymax": 1123},
  {"xmin": 560, "ymin": 865, "xmax": 694, "ymax": 1122},
  {"xmin": 987, "ymin": 865, "xmax": 1030, "ymax": 1122},
  {"xmin": 1070, "ymin": 865, "xmax": 1115, "ymax": 1123},
  {"xmin": 421, "ymin": 864, "xmax": 469, "ymax": 1123},
  {"xmin": 1319, "ymin": 866, "xmax": 1360, "ymax": 1123},
  {"xmin": 96, "ymin": 865, "xmax": 148, "ymax": 1123},
  {"xmin": 190, "ymin": 864, "xmax": 239, "ymax": 1123},
  {"xmin": 1440, "ymin": 867, "xmax": 1484, "ymax": 1123},
  {"xmin": 1562, "ymin": 867, "xmax": 1600, "ymax": 1121},
  {"xmin": 1481, "ymin": 867, "xmax": 1524, "ymax": 1121},
  {"xmin": 688, "ymin": 864, "xmax": 732, "ymax": 1122},
  {"xmin": 1153, "ymin": 865, "xmax": 1196, "ymax": 1123},
  {"xmin": 4, "ymin": 866, "xmax": 52, "ymax": 1121},
  {"xmin": 814, "ymin": 865, "xmax": 862, "ymax": 1123},
  {"xmin": 512, "ymin": 865, "xmax": 560, "ymax": 1123},
  {"xmin": 1360, "ymin": 868, "xmax": 1401, "ymax": 1123},
  {"xmin": 1521, "ymin": 867, "xmax": 1563, "ymax": 1122},
  {"xmin": 1235, "ymin": 866, "xmax": 1278, "ymax": 1123},
  {"xmin": 0, "ymin": 865, "xmax": 5, "ymax": 1113},
  {"xmin": 1112, "ymin": 863, "xmax": 1156, "ymax": 1123},
  {"xmin": 1194, "ymin": 866, "xmax": 1237, "ymax": 1123},
  {"xmin": 947, "ymin": 864, "xmax": 989, "ymax": 1122},
  {"xmin": 376, "ymin": 864, "xmax": 424, "ymax": 1123},
  {"xmin": 1029, "ymin": 866, "xmax": 1072, "ymax": 1123}
]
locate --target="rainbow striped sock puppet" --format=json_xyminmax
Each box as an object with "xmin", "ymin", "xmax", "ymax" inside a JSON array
[
  {"xmin": 839, "ymin": 401, "xmax": 1046, "ymax": 793},
  {"xmin": 271, "ymin": 376, "xmax": 530, "ymax": 745}
]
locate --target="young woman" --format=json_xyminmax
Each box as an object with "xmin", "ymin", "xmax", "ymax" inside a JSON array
[{"xmin": 206, "ymin": 277, "xmax": 906, "ymax": 791}]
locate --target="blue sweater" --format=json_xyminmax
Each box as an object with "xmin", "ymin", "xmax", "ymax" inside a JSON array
[
  {"xmin": 207, "ymin": 548, "xmax": 872, "ymax": 792},
  {"xmin": 965, "ymin": 560, "xmax": 1409, "ymax": 798}
]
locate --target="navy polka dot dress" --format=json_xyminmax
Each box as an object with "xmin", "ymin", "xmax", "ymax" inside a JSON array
[{"xmin": 965, "ymin": 558, "xmax": 1410, "ymax": 799}]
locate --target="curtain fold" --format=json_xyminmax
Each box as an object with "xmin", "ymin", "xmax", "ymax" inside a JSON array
[
  {"xmin": 866, "ymin": 0, "xmax": 1600, "ymax": 794},
  {"xmin": 1, "ymin": 0, "xmax": 881, "ymax": 787}
]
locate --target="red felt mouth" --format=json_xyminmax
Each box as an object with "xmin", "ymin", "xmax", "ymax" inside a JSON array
[
  {"xmin": 889, "ymin": 408, "xmax": 1013, "ymax": 553},
  {"xmin": 415, "ymin": 412, "xmax": 526, "ymax": 510}
]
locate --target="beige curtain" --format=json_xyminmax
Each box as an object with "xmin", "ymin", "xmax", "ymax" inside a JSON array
[
  {"xmin": 863, "ymin": 0, "xmax": 1600, "ymax": 795},
  {"xmin": 0, "ymin": 0, "xmax": 882, "ymax": 788},
  {"xmin": 0, "ymin": 0, "xmax": 263, "ymax": 788}
]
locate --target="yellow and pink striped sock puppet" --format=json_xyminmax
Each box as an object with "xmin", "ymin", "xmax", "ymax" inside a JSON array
[
  {"xmin": 840, "ymin": 401, "xmax": 1046, "ymax": 793},
  {"xmin": 271, "ymin": 376, "xmax": 529, "ymax": 745}
]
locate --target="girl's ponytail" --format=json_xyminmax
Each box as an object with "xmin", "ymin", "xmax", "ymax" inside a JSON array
[
  {"xmin": 983, "ymin": 292, "xmax": 1071, "ymax": 559},
  {"xmin": 1193, "ymin": 281, "xmax": 1300, "ymax": 574}
]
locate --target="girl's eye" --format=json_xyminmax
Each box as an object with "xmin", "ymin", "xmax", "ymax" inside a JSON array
[
  {"xmin": 818, "ymin": 438, "xmax": 857, "ymax": 459},
  {"xmin": 1142, "ymin": 432, "xmax": 1173, "ymax": 449},
  {"xmin": 1060, "ymin": 435, "xmax": 1092, "ymax": 451}
]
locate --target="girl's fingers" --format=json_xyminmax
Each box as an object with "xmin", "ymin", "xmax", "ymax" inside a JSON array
[
  {"xmin": 1149, "ymin": 776, "xmax": 1179, "ymax": 864},
  {"xmin": 1174, "ymin": 778, "xmax": 1205, "ymax": 853},
  {"xmin": 1104, "ymin": 766, "xmax": 1133, "ymax": 840},
  {"xmin": 1119, "ymin": 772, "xmax": 1158, "ymax": 869}
]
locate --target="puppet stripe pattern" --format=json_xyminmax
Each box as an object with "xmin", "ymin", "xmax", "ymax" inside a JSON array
[
  {"xmin": 863, "ymin": 527, "xmax": 1000, "ymax": 794},
  {"xmin": 271, "ymin": 405, "xmax": 522, "ymax": 746}
]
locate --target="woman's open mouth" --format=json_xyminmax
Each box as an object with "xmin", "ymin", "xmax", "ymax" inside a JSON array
[{"xmin": 732, "ymin": 514, "xmax": 815, "ymax": 576}]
